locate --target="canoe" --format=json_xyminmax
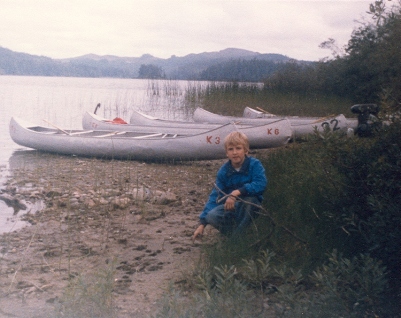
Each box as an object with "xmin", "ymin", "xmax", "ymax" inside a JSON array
[
  {"xmin": 9, "ymin": 117, "xmax": 233, "ymax": 161},
  {"xmin": 83, "ymin": 111, "xmax": 220, "ymax": 135},
  {"xmin": 83, "ymin": 111, "xmax": 293, "ymax": 149},
  {"xmin": 9, "ymin": 117, "xmax": 291, "ymax": 161},
  {"xmin": 243, "ymin": 106, "xmax": 359, "ymax": 127},
  {"xmin": 129, "ymin": 109, "xmax": 221, "ymax": 129},
  {"xmin": 194, "ymin": 107, "xmax": 358, "ymax": 139},
  {"xmin": 243, "ymin": 107, "xmax": 277, "ymax": 119},
  {"xmin": 244, "ymin": 106, "xmax": 360, "ymax": 138},
  {"xmin": 243, "ymin": 106, "xmax": 322, "ymax": 122}
]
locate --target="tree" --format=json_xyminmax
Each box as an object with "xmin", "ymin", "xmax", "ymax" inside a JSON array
[
  {"xmin": 263, "ymin": 0, "xmax": 401, "ymax": 107},
  {"xmin": 343, "ymin": 0, "xmax": 401, "ymax": 106},
  {"xmin": 198, "ymin": 59, "xmax": 284, "ymax": 82},
  {"xmin": 137, "ymin": 64, "xmax": 165, "ymax": 79}
]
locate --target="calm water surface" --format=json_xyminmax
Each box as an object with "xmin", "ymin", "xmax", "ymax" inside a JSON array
[{"xmin": 0, "ymin": 75, "xmax": 200, "ymax": 233}]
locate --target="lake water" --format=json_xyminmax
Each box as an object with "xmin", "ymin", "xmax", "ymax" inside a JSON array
[{"xmin": 0, "ymin": 75, "xmax": 203, "ymax": 233}]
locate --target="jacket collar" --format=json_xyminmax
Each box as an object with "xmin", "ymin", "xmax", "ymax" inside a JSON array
[{"xmin": 226, "ymin": 155, "xmax": 250, "ymax": 176}]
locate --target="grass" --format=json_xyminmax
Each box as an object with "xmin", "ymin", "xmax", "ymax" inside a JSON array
[
  {"xmin": 55, "ymin": 259, "xmax": 118, "ymax": 318},
  {"xmin": 184, "ymin": 81, "xmax": 355, "ymax": 118}
]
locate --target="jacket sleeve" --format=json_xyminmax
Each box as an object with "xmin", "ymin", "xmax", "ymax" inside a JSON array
[{"xmin": 238, "ymin": 159, "xmax": 267, "ymax": 196}]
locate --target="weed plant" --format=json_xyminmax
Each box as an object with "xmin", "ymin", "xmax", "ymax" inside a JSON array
[
  {"xmin": 185, "ymin": 81, "xmax": 355, "ymax": 118},
  {"xmin": 153, "ymin": 246, "xmax": 391, "ymax": 317},
  {"xmin": 55, "ymin": 259, "xmax": 117, "ymax": 318}
]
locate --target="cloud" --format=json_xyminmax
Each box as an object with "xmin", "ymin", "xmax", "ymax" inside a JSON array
[{"xmin": 0, "ymin": 0, "xmax": 372, "ymax": 61}]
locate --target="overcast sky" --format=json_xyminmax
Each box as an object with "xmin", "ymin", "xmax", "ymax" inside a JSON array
[{"xmin": 0, "ymin": 0, "xmax": 373, "ymax": 61}]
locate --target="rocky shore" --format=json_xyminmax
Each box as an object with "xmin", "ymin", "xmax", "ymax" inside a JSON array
[{"xmin": 0, "ymin": 151, "xmax": 228, "ymax": 317}]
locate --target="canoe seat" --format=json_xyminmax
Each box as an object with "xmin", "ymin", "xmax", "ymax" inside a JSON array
[
  {"xmin": 94, "ymin": 131, "xmax": 127, "ymax": 138},
  {"xmin": 133, "ymin": 133, "xmax": 163, "ymax": 139},
  {"xmin": 162, "ymin": 133, "xmax": 178, "ymax": 138},
  {"xmin": 41, "ymin": 131, "xmax": 58, "ymax": 135},
  {"xmin": 69, "ymin": 130, "xmax": 94, "ymax": 136}
]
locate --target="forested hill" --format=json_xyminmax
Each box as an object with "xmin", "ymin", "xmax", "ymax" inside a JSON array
[{"xmin": 0, "ymin": 46, "xmax": 299, "ymax": 82}]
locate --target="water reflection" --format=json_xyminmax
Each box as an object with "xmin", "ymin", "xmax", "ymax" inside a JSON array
[
  {"xmin": 0, "ymin": 150, "xmax": 49, "ymax": 234},
  {"xmin": 8, "ymin": 149, "xmax": 59, "ymax": 171}
]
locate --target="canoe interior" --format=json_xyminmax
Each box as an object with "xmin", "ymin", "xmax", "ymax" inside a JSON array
[{"xmin": 28, "ymin": 125, "xmax": 183, "ymax": 139}]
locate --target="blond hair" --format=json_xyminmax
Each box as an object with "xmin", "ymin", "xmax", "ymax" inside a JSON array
[{"xmin": 224, "ymin": 131, "xmax": 249, "ymax": 153}]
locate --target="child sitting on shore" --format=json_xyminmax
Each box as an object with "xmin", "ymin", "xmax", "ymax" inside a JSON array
[{"xmin": 192, "ymin": 131, "xmax": 267, "ymax": 241}]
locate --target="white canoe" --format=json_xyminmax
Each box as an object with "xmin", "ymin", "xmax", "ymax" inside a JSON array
[
  {"xmin": 194, "ymin": 107, "xmax": 358, "ymax": 139},
  {"xmin": 84, "ymin": 111, "xmax": 293, "ymax": 149},
  {"xmin": 129, "ymin": 109, "xmax": 221, "ymax": 128},
  {"xmin": 243, "ymin": 106, "xmax": 359, "ymax": 126},
  {"xmin": 10, "ymin": 117, "xmax": 291, "ymax": 161},
  {"xmin": 83, "ymin": 111, "xmax": 220, "ymax": 135},
  {"xmin": 244, "ymin": 106, "xmax": 320, "ymax": 122}
]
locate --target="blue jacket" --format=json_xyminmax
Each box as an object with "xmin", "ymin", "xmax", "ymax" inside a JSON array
[{"xmin": 199, "ymin": 156, "xmax": 267, "ymax": 225}]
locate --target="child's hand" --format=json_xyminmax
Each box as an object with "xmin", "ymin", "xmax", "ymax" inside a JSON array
[
  {"xmin": 224, "ymin": 190, "xmax": 240, "ymax": 211},
  {"xmin": 224, "ymin": 196, "xmax": 236, "ymax": 211},
  {"xmin": 192, "ymin": 224, "xmax": 205, "ymax": 243}
]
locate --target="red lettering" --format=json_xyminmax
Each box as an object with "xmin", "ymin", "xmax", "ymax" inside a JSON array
[
  {"xmin": 206, "ymin": 136, "xmax": 212, "ymax": 144},
  {"xmin": 267, "ymin": 128, "xmax": 272, "ymax": 135},
  {"xmin": 275, "ymin": 128, "xmax": 279, "ymax": 135},
  {"xmin": 215, "ymin": 137, "xmax": 220, "ymax": 144}
]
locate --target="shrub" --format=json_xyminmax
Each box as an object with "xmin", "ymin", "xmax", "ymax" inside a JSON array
[
  {"xmin": 273, "ymin": 250, "xmax": 390, "ymax": 317},
  {"xmin": 260, "ymin": 120, "xmax": 401, "ymax": 312}
]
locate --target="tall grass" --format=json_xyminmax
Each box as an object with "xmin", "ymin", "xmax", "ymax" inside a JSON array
[
  {"xmin": 55, "ymin": 259, "xmax": 117, "ymax": 318},
  {"xmin": 256, "ymin": 139, "xmax": 352, "ymax": 270},
  {"xmin": 184, "ymin": 81, "xmax": 355, "ymax": 118}
]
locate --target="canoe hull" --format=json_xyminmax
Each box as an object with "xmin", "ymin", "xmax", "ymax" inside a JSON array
[
  {"xmin": 10, "ymin": 117, "xmax": 291, "ymax": 161},
  {"xmin": 194, "ymin": 107, "xmax": 359, "ymax": 138},
  {"xmin": 243, "ymin": 106, "xmax": 359, "ymax": 129},
  {"xmin": 129, "ymin": 110, "xmax": 221, "ymax": 129},
  {"xmin": 83, "ymin": 111, "xmax": 293, "ymax": 150},
  {"xmin": 10, "ymin": 117, "xmax": 231, "ymax": 160},
  {"xmin": 83, "ymin": 111, "xmax": 220, "ymax": 135}
]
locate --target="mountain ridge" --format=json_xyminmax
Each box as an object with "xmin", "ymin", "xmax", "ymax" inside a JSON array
[
  {"xmin": 0, "ymin": 46, "xmax": 298, "ymax": 80},
  {"xmin": 66, "ymin": 48, "xmax": 268, "ymax": 61}
]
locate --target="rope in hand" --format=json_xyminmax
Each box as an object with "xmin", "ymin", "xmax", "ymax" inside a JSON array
[{"xmin": 214, "ymin": 183, "xmax": 307, "ymax": 244}]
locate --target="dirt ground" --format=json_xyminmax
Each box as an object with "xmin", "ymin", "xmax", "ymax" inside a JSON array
[{"xmin": 0, "ymin": 150, "xmax": 236, "ymax": 317}]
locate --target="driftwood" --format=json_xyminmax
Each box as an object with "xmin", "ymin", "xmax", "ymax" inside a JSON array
[{"xmin": 0, "ymin": 193, "xmax": 27, "ymax": 214}]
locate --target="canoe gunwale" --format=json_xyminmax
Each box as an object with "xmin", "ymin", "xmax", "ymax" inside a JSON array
[{"xmin": 10, "ymin": 114, "xmax": 292, "ymax": 161}]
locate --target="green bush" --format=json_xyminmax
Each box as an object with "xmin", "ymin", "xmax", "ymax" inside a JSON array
[
  {"xmin": 273, "ymin": 250, "xmax": 390, "ymax": 317},
  {"xmin": 259, "ymin": 120, "xmax": 401, "ymax": 312},
  {"xmin": 323, "ymin": 121, "xmax": 401, "ymax": 301},
  {"xmin": 312, "ymin": 250, "xmax": 389, "ymax": 317},
  {"xmin": 153, "ymin": 246, "xmax": 392, "ymax": 317},
  {"xmin": 153, "ymin": 264, "xmax": 261, "ymax": 318}
]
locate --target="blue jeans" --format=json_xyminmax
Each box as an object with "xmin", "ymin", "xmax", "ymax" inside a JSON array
[{"xmin": 204, "ymin": 196, "xmax": 261, "ymax": 236}]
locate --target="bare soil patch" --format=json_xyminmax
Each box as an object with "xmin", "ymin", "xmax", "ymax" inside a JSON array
[{"xmin": 0, "ymin": 151, "xmax": 229, "ymax": 317}]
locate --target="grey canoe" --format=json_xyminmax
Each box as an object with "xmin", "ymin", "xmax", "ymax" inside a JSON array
[
  {"xmin": 243, "ymin": 106, "xmax": 358, "ymax": 125},
  {"xmin": 83, "ymin": 111, "xmax": 293, "ymax": 149},
  {"xmin": 83, "ymin": 111, "xmax": 221, "ymax": 135},
  {"xmin": 10, "ymin": 116, "xmax": 292, "ymax": 161},
  {"xmin": 129, "ymin": 109, "xmax": 221, "ymax": 128},
  {"xmin": 194, "ymin": 107, "xmax": 358, "ymax": 139}
]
